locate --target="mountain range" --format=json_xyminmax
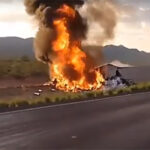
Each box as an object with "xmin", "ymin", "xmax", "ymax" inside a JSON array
[{"xmin": 0, "ymin": 37, "xmax": 150, "ymax": 66}]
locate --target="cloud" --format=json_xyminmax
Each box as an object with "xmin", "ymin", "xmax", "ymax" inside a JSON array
[
  {"xmin": 0, "ymin": 0, "xmax": 22, "ymax": 3},
  {"xmin": 0, "ymin": 22, "xmax": 37, "ymax": 38},
  {"xmin": 113, "ymin": 0, "xmax": 150, "ymax": 25},
  {"xmin": 0, "ymin": 1, "xmax": 30, "ymax": 22},
  {"xmin": 0, "ymin": 12, "xmax": 29, "ymax": 22}
]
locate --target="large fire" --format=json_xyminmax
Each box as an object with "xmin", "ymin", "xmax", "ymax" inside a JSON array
[{"xmin": 49, "ymin": 4, "xmax": 104, "ymax": 92}]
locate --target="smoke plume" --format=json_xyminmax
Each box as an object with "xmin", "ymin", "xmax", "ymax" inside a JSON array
[
  {"xmin": 78, "ymin": 0, "xmax": 118, "ymax": 65},
  {"xmin": 24, "ymin": 0, "xmax": 117, "ymax": 63},
  {"xmin": 80, "ymin": 0, "xmax": 117, "ymax": 45},
  {"xmin": 24, "ymin": 0, "xmax": 118, "ymax": 65},
  {"xmin": 24, "ymin": 0, "xmax": 87, "ymax": 63}
]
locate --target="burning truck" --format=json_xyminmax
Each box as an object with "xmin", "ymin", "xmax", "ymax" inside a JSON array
[
  {"xmin": 24, "ymin": 0, "xmax": 122, "ymax": 92},
  {"xmin": 96, "ymin": 64, "xmax": 136, "ymax": 91}
]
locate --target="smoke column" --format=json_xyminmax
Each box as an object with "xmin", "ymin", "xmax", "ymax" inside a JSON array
[
  {"xmin": 24, "ymin": 0, "xmax": 87, "ymax": 63},
  {"xmin": 24, "ymin": 0, "xmax": 117, "ymax": 63},
  {"xmin": 81, "ymin": 0, "xmax": 117, "ymax": 45}
]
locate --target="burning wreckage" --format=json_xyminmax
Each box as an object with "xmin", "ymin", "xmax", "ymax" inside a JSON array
[
  {"xmin": 25, "ymin": 0, "xmax": 134, "ymax": 93},
  {"xmin": 104, "ymin": 69, "xmax": 135, "ymax": 90},
  {"xmin": 45, "ymin": 67, "xmax": 135, "ymax": 92},
  {"xmin": 33, "ymin": 67, "xmax": 135, "ymax": 96}
]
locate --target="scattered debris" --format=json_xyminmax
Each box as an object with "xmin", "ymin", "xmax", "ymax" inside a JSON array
[
  {"xmin": 34, "ymin": 92, "xmax": 40, "ymax": 96},
  {"xmin": 38, "ymin": 89, "xmax": 42, "ymax": 92},
  {"xmin": 50, "ymin": 88, "xmax": 56, "ymax": 92},
  {"xmin": 71, "ymin": 136, "xmax": 77, "ymax": 139},
  {"xmin": 104, "ymin": 69, "xmax": 135, "ymax": 90}
]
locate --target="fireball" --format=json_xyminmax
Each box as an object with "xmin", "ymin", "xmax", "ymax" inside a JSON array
[{"xmin": 50, "ymin": 5, "xmax": 104, "ymax": 92}]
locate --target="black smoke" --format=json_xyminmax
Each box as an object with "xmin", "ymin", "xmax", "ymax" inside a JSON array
[
  {"xmin": 25, "ymin": 0, "xmax": 84, "ymax": 15},
  {"xmin": 24, "ymin": 0, "xmax": 87, "ymax": 63}
]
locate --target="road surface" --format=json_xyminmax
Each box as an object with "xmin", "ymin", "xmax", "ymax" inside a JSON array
[{"xmin": 0, "ymin": 92, "xmax": 150, "ymax": 149}]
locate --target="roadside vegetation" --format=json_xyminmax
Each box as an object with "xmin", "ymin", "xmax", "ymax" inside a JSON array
[
  {"xmin": 0, "ymin": 57, "xmax": 48, "ymax": 78},
  {"xmin": 0, "ymin": 82, "xmax": 150, "ymax": 112}
]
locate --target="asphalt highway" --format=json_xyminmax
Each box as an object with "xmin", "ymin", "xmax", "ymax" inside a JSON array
[{"xmin": 1, "ymin": 92, "xmax": 150, "ymax": 149}]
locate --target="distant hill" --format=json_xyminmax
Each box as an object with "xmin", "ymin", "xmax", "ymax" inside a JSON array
[
  {"xmin": 104, "ymin": 45, "xmax": 150, "ymax": 66},
  {"xmin": 84, "ymin": 45, "xmax": 150, "ymax": 66},
  {"xmin": 0, "ymin": 37, "xmax": 34, "ymax": 59},
  {"xmin": 0, "ymin": 37, "xmax": 150, "ymax": 66}
]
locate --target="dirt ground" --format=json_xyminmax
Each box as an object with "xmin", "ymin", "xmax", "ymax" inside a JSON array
[
  {"xmin": 0, "ymin": 76, "xmax": 48, "ymax": 89},
  {"xmin": 0, "ymin": 76, "xmax": 50, "ymax": 101}
]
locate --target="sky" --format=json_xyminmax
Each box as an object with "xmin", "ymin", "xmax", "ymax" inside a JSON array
[{"xmin": 0, "ymin": 0, "xmax": 150, "ymax": 52}]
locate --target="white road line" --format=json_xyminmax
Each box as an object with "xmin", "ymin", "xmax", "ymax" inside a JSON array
[{"xmin": 0, "ymin": 91, "xmax": 150, "ymax": 116}]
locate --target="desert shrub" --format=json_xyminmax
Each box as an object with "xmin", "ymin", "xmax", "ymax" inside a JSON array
[
  {"xmin": 94, "ymin": 91, "xmax": 103, "ymax": 97},
  {"xmin": 130, "ymin": 85, "xmax": 138, "ymax": 92},
  {"xmin": 8, "ymin": 101, "xmax": 18, "ymax": 108},
  {"xmin": 124, "ymin": 87, "xmax": 132, "ymax": 93},
  {"xmin": 44, "ymin": 97, "xmax": 52, "ymax": 103},
  {"xmin": 9, "ymin": 62, "xmax": 27, "ymax": 78},
  {"xmin": 0, "ymin": 102, "xmax": 9, "ymax": 109},
  {"xmin": 101, "ymin": 91, "xmax": 109, "ymax": 96},
  {"xmin": 61, "ymin": 96, "xmax": 68, "ymax": 102},
  {"xmin": 0, "ymin": 60, "xmax": 48, "ymax": 78},
  {"xmin": 34, "ymin": 99, "xmax": 46, "ymax": 105},
  {"xmin": 86, "ymin": 92, "xmax": 95, "ymax": 98},
  {"xmin": 54, "ymin": 97, "xmax": 61, "ymax": 103},
  {"xmin": 111, "ymin": 90, "xmax": 120, "ymax": 95},
  {"xmin": 142, "ymin": 83, "xmax": 150, "ymax": 90},
  {"xmin": 77, "ymin": 93, "xmax": 87, "ymax": 100},
  {"xmin": 146, "ymin": 83, "xmax": 150, "ymax": 90},
  {"xmin": 20, "ymin": 56, "xmax": 30, "ymax": 62},
  {"xmin": 17, "ymin": 101, "xmax": 29, "ymax": 107},
  {"xmin": 108, "ymin": 90, "xmax": 115, "ymax": 95},
  {"xmin": 136, "ymin": 84, "xmax": 145, "ymax": 90},
  {"xmin": 116, "ymin": 88, "xmax": 126, "ymax": 94}
]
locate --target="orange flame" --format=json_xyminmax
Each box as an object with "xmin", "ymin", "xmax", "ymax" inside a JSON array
[{"xmin": 50, "ymin": 4, "xmax": 104, "ymax": 92}]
